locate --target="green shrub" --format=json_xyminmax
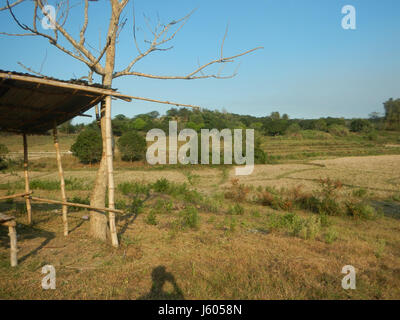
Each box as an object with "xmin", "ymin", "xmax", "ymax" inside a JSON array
[
  {"xmin": 145, "ymin": 210, "xmax": 158, "ymax": 225},
  {"xmin": 324, "ymin": 227, "xmax": 338, "ymax": 244},
  {"xmin": 152, "ymin": 178, "xmax": 170, "ymax": 193},
  {"xmin": 328, "ymin": 125, "xmax": 349, "ymax": 137},
  {"xmin": 350, "ymin": 119, "xmax": 372, "ymax": 132},
  {"xmin": 286, "ymin": 123, "xmax": 301, "ymax": 135},
  {"xmin": 266, "ymin": 212, "xmax": 321, "ymax": 240},
  {"xmin": 118, "ymin": 181, "xmax": 150, "ymax": 196},
  {"xmin": 227, "ymin": 204, "xmax": 244, "ymax": 215},
  {"xmin": 254, "ymin": 147, "xmax": 267, "ymax": 164},
  {"xmin": 345, "ymin": 201, "xmax": 379, "ymax": 220},
  {"xmin": 71, "ymin": 128, "xmax": 103, "ymax": 164},
  {"xmin": 352, "ymin": 188, "xmax": 368, "ymax": 198},
  {"xmin": 179, "ymin": 206, "xmax": 200, "ymax": 229},
  {"xmin": 117, "ymin": 130, "xmax": 147, "ymax": 162}
]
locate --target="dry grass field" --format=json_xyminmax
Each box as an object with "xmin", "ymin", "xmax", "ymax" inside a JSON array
[{"xmin": 0, "ymin": 133, "xmax": 400, "ymax": 299}]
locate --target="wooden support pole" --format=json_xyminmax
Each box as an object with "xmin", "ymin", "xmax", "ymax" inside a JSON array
[
  {"xmin": 23, "ymin": 133, "xmax": 32, "ymax": 224},
  {"xmin": 53, "ymin": 123, "xmax": 68, "ymax": 237},
  {"xmin": 30, "ymin": 196, "xmax": 124, "ymax": 214},
  {"xmin": 104, "ymin": 96, "xmax": 118, "ymax": 248},
  {"xmin": 6, "ymin": 220, "xmax": 18, "ymax": 267},
  {"xmin": 0, "ymin": 192, "xmax": 32, "ymax": 201}
]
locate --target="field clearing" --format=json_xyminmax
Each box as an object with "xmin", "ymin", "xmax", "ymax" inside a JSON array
[{"xmin": 0, "ymin": 154, "xmax": 400, "ymax": 299}]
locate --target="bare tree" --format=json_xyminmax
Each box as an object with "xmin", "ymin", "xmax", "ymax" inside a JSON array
[{"xmin": 1, "ymin": 0, "xmax": 262, "ymax": 245}]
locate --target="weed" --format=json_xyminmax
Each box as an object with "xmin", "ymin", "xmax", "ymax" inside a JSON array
[
  {"xmin": 374, "ymin": 239, "xmax": 386, "ymax": 258},
  {"xmin": 345, "ymin": 201, "xmax": 379, "ymax": 220},
  {"xmin": 179, "ymin": 206, "xmax": 200, "ymax": 230},
  {"xmin": 152, "ymin": 178, "xmax": 170, "ymax": 193},
  {"xmin": 227, "ymin": 203, "xmax": 244, "ymax": 215},
  {"xmin": 324, "ymin": 227, "xmax": 338, "ymax": 244},
  {"xmin": 266, "ymin": 212, "xmax": 321, "ymax": 240},
  {"xmin": 352, "ymin": 188, "xmax": 368, "ymax": 198},
  {"xmin": 145, "ymin": 210, "xmax": 158, "ymax": 226},
  {"xmin": 224, "ymin": 179, "xmax": 250, "ymax": 202}
]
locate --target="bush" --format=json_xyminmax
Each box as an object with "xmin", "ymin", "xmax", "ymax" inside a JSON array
[
  {"xmin": 328, "ymin": 125, "xmax": 349, "ymax": 137},
  {"xmin": 324, "ymin": 227, "xmax": 338, "ymax": 244},
  {"xmin": 117, "ymin": 130, "xmax": 147, "ymax": 162},
  {"xmin": 71, "ymin": 128, "xmax": 103, "ymax": 164},
  {"xmin": 286, "ymin": 123, "xmax": 301, "ymax": 135},
  {"xmin": 224, "ymin": 179, "xmax": 250, "ymax": 202},
  {"xmin": 266, "ymin": 212, "xmax": 321, "ymax": 240},
  {"xmin": 350, "ymin": 119, "xmax": 372, "ymax": 132},
  {"xmin": 152, "ymin": 178, "xmax": 170, "ymax": 193},
  {"xmin": 345, "ymin": 201, "xmax": 379, "ymax": 220},
  {"xmin": 145, "ymin": 210, "xmax": 158, "ymax": 225},
  {"xmin": 179, "ymin": 206, "xmax": 200, "ymax": 229},
  {"xmin": 227, "ymin": 203, "xmax": 244, "ymax": 215},
  {"xmin": 254, "ymin": 147, "xmax": 267, "ymax": 164}
]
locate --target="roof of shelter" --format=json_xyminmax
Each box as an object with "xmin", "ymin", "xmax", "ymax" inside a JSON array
[{"xmin": 0, "ymin": 70, "xmax": 127, "ymax": 134}]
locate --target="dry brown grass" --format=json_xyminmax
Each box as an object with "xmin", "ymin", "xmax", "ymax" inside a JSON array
[{"xmin": 1, "ymin": 154, "xmax": 400, "ymax": 299}]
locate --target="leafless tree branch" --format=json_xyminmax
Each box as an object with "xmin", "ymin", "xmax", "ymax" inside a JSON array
[{"xmin": 0, "ymin": 0, "xmax": 24, "ymax": 11}]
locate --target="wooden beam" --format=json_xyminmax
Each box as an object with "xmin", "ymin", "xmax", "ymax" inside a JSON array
[
  {"xmin": 0, "ymin": 192, "xmax": 32, "ymax": 201},
  {"xmin": 29, "ymin": 196, "xmax": 124, "ymax": 214}
]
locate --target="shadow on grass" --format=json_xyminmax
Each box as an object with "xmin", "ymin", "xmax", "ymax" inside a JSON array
[
  {"xmin": 138, "ymin": 266, "xmax": 184, "ymax": 300},
  {"xmin": 0, "ymin": 222, "xmax": 55, "ymax": 264}
]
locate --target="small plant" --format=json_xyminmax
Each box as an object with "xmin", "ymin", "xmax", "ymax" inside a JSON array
[
  {"xmin": 145, "ymin": 210, "xmax": 158, "ymax": 225},
  {"xmin": 345, "ymin": 201, "xmax": 379, "ymax": 220},
  {"xmin": 266, "ymin": 212, "xmax": 321, "ymax": 240},
  {"xmin": 224, "ymin": 179, "xmax": 250, "ymax": 202},
  {"xmin": 152, "ymin": 178, "xmax": 170, "ymax": 193},
  {"xmin": 318, "ymin": 178, "xmax": 342, "ymax": 199},
  {"xmin": 118, "ymin": 181, "xmax": 150, "ymax": 197},
  {"xmin": 251, "ymin": 209, "xmax": 261, "ymax": 217},
  {"xmin": 227, "ymin": 203, "xmax": 244, "ymax": 215},
  {"xmin": 324, "ymin": 227, "xmax": 338, "ymax": 244},
  {"xmin": 179, "ymin": 206, "xmax": 200, "ymax": 229},
  {"xmin": 352, "ymin": 188, "xmax": 368, "ymax": 198},
  {"xmin": 374, "ymin": 239, "xmax": 386, "ymax": 258},
  {"xmin": 184, "ymin": 171, "xmax": 200, "ymax": 186}
]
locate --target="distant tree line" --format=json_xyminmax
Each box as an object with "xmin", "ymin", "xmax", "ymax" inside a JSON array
[{"xmin": 64, "ymin": 98, "xmax": 400, "ymax": 164}]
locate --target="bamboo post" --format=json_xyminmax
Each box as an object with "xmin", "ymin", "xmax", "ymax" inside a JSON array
[
  {"xmin": 53, "ymin": 123, "xmax": 68, "ymax": 236},
  {"xmin": 6, "ymin": 220, "xmax": 18, "ymax": 267},
  {"xmin": 104, "ymin": 96, "xmax": 118, "ymax": 248},
  {"xmin": 23, "ymin": 133, "xmax": 32, "ymax": 224}
]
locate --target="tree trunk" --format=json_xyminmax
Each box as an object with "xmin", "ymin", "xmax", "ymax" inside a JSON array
[
  {"xmin": 90, "ymin": 102, "xmax": 108, "ymax": 241},
  {"xmin": 89, "ymin": 3, "xmax": 121, "ymax": 243}
]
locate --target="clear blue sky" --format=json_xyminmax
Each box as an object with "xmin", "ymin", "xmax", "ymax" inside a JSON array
[{"xmin": 1, "ymin": 0, "xmax": 400, "ymax": 124}]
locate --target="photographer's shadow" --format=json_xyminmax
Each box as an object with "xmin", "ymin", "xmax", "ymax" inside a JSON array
[{"xmin": 138, "ymin": 265, "xmax": 184, "ymax": 300}]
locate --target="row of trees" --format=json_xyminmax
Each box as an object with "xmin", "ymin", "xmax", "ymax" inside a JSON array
[{"xmin": 66, "ymin": 105, "xmax": 393, "ymax": 140}]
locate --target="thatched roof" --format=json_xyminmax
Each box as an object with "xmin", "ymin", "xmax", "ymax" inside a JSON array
[{"xmin": 0, "ymin": 70, "xmax": 127, "ymax": 134}]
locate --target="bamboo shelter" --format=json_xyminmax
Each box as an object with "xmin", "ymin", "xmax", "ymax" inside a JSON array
[
  {"xmin": 0, "ymin": 70, "xmax": 203, "ymax": 265},
  {"xmin": 0, "ymin": 70, "xmax": 134, "ymax": 261}
]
